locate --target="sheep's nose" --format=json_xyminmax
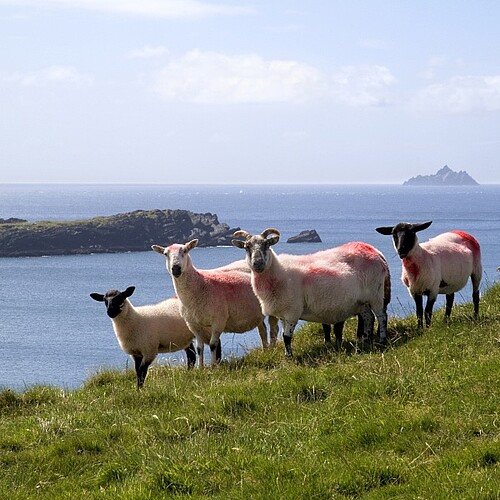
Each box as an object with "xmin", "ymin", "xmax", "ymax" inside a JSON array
[
  {"xmin": 171, "ymin": 264, "xmax": 182, "ymax": 277},
  {"xmin": 252, "ymin": 260, "xmax": 265, "ymax": 273}
]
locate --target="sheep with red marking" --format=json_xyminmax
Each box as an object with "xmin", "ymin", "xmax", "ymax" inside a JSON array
[
  {"xmin": 232, "ymin": 228, "xmax": 391, "ymax": 357},
  {"xmin": 151, "ymin": 240, "xmax": 277, "ymax": 367},
  {"xmin": 375, "ymin": 221, "xmax": 482, "ymax": 327},
  {"xmin": 90, "ymin": 286, "xmax": 197, "ymax": 388}
]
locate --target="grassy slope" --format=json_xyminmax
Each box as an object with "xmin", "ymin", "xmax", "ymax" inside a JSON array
[{"xmin": 1, "ymin": 285, "xmax": 499, "ymax": 499}]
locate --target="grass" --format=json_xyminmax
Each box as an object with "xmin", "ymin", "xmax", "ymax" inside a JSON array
[{"xmin": 1, "ymin": 285, "xmax": 499, "ymax": 499}]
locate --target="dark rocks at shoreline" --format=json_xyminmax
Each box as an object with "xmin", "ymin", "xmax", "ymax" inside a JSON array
[
  {"xmin": 403, "ymin": 165, "xmax": 479, "ymax": 186},
  {"xmin": 0, "ymin": 209, "xmax": 240, "ymax": 258},
  {"xmin": 287, "ymin": 229, "xmax": 322, "ymax": 243}
]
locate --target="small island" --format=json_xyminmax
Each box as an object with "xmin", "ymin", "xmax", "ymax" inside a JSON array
[
  {"xmin": 287, "ymin": 229, "xmax": 322, "ymax": 243},
  {"xmin": 0, "ymin": 209, "xmax": 240, "ymax": 258},
  {"xmin": 403, "ymin": 165, "xmax": 479, "ymax": 186}
]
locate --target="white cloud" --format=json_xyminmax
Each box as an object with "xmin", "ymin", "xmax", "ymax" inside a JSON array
[
  {"xmin": 420, "ymin": 55, "xmax": 447, "ymax": 81},
  {"xmin": 413, "ymin": 75, "xmax": 500, "ymax": 113},
  {"xmin": 0, "ymin": 0, "xmax": 254, "ymax": 18},
  {"xmin": 330, "ymin": 65, "xmax": 397, "ymax": 107},
  {"xmin": 1, "ymin": 65, "xmax": 94, "ymax": 87},
  {"xmin": 128, "ymin": 45, "xmax": 169, "ymax": 59},
  {"xmin": 151, "ymin": 50, "xmax": 324, "ymax": 104}
]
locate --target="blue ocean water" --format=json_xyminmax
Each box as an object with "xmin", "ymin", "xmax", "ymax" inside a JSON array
[{"xmin": 1, "ymin": 184, "xmax": 499, "ymax": 391}]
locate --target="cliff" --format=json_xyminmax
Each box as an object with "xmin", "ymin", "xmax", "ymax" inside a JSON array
[
  {"xmin": 403, "ymin": 165, "xmax": 479, "ymax": 186},
  {"xmin": 0, "ymin": 209, "xmax": 240, "ymax": 258}
]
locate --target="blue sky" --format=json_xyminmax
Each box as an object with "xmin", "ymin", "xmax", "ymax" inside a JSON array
[{"xmin": 1, "ymin": 0, "xmax": 500, "ymax": 184}]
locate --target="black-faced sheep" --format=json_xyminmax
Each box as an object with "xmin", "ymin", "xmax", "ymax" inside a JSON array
[
  {"xmin": 90, "ymin": 286, "xmax": 199, "ymax": 388},
  {"xmin": 376, "ymin": 221, "xmax": 482, "ymax": 327}
]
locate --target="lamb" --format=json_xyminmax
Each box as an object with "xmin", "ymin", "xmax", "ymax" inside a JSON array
[
  {"xmin": 151, "ymin": 240, "xmax": 278, "ymax": 367},
  {"xmin": 376, "ymin": 221, "xmax": 482, "ymax": 328},
  {"xmin": 232, "ymin": 228, "xmax": 391, "ymax": 357},
  {"xmin": 90, "ymin": 286, "xmax": 197, "ymax": 388}
]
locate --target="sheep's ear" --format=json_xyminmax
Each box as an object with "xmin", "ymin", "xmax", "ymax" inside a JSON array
[
  {"xmin": 267, "ymin": 235, "xmax": 280, "ymax": 246},
  {"xmin": 186, "ymin": 239, "xmax": 198, "ymax": 251},
  {"xmin": 123, "ymin": 286, "xmax": 135, "ymax": 298},
  {"xmin": 375, "ymin": 226, "xmax": 394, "ymax": 235},
  {"xmin": 151, "ymin": 244, "xmax": 166, "ymax": 255},
  {"xmin": 232, "ymin": 239, "xmax": 245, "ymax": 249},
  {"xmin": 90, "ymin": 292, "xmax": 104, "ymax": 302},
  {"xmin": 413, "ymin": 221, "xmax": 432, "ymax": 232}
]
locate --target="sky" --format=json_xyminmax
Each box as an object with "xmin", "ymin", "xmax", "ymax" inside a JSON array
[{"xmin": 1, "ymin": 1, "xmax": 500, "ymax": 184}]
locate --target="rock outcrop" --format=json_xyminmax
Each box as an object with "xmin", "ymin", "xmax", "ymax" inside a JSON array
[
  {"xmin": 0, "ymin": 209, "xmax": 239, "ymax": 257},
  {"xmin": 287, "ymin": 229, "xmax": 322, "ymax": 243},
  {"xmin": 403, "ymin": 165, "xmax": 479, "ymax": 186}
]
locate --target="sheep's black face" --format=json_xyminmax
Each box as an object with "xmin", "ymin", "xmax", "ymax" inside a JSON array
[
  {"xmin": 104, "ymin": 291, "xmax": 126, "ymax": 318},
  {"xmin": 391, "ymin": 223, "xmax": 417, "ymax": 259}
]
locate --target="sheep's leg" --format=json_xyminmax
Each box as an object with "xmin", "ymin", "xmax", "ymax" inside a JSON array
[
  {"xmin": 414, "ymin": 294, "xmax": 424, "ymax": 328},
  {"xmin": 333, "ymin": 323, "xmax": 343, "ymax": 349},
  {"xmin": 209, "ymin": 331, "xmax": 222, "ymax": 366},
  {"xmin": 471, "ymin": 274, "xmax": 481, "ymax": 318},
  {"xmin": 282, "ymin": 320, "xmax": 297, "ymax": 357},
  {"xmin": 216, "ymin": 339, "xmax": 222, "ymax": 362},
  {"xmin": 257, "ymin": 320, "xmax": 269, "ymax": 349},
  {"xmin": 322, "ymin": 323, "xmax": 332, "ymax": 343},
  {"xmin": 268, "ymin": 316, "xmax": 279, "ymax": 347},
  {"xmin": 424, "ymin": 295, "xmax": 436, "ymax": 327},
  {"xmin": 445, "ymin": 293, "xmax": 454, "ymax": 320},
  {"xmin": 359, "ymin": 305, "xmax": 375, "ymax": 349},
  {"xmin": 185, "ymin": 342, "xmax": 196, "ymax": 369},
  {"xmin": 195, "ymin": 336, "xmax": 205, "ymax": 369},
  {"xmin": 356, "ymin": 315, "xmax": 365, "ymax": 339},
  {"xmin": 374, "ymin": 309, "xmax": 388, "ymax": 344},
  {"xmin": 133, "ymin": 354, "xmax": 151, "ymax": 389}
]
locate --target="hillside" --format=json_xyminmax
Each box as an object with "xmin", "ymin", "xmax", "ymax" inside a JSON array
[
  {"xmin": 0, "ymin": 284, "xmax": 498, "ymax": 498},
  {"xmin": 0, "ymin": 209, "xmax": 239, "ymax": 257}
]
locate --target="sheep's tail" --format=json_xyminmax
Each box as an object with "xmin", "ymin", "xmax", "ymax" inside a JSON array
[
  {"xmin": 379, "ymin": 252, "xmax": 391, "ymax": 308},
  {"xmin": 384, "ymin": 267, "xmax": 391, "ymax": 308}
]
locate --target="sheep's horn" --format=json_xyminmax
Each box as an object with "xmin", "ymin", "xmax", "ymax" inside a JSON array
[
  {"xmin": 233, "ymin": 230, "xmax": 252, "ymax": 240},
  {"xmin": 261, "ymin": 228, "xmax": 280, "ymax": 238}
]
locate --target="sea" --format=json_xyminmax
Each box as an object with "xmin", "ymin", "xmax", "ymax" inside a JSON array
[{"xmin": 1, "ymin": 184, "xmax": 499, "ymax": 391}]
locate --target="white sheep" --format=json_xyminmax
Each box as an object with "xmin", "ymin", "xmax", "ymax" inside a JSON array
[
  {"xmin": 90, "ymin": 286, "xmax": 199, "ymax": 388},
  {"xmin": 232, "ymin": 228, "xmax": 391, "ymax": 357},
  {"xmin": 151, "ymin": 240, "xmax": 277, "ymax": 367},
  {"xmin": 376, "ymin": 221, "xmax": 482, "ymax": 327}
]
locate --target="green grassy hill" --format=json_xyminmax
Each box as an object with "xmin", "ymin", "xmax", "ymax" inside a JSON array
[{"xmin": 1, "ymin": 285, "xmax": 499, "ymax": 499}]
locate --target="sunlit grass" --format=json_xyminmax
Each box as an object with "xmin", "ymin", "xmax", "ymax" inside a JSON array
[{"xmin": 1, "ymin": 284, "xmax": 499, "ymax": 498}]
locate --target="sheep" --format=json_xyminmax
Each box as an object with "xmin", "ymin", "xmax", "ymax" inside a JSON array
[
  {"xmin": 376, "ymin": 221, "xmax": 482, "ymax": 328},
  {"xmin": 151, "ymin": 240, "xmax": 278, "ymax": 367},
  {"xmin": 90, "ymin": 286, "xmax": 199, "ymax": 388},
  {"xmin": 232, "ymin": 228, "xmax": 391, "ymax": 357}
]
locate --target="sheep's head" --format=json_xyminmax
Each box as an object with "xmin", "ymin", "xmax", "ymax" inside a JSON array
[
  {"xmin": 90, "ymin": 286, "xmax": 135, "ymax": 318},
  {"xmin": 152, "ymin": 239, "xmax": 198, "ymax": 278},
  {"xmin": 376, "ymin": 221, "xmax": 432, "ymax": 258},
  {"xmin": 232, "ymin": 229, "xmax": 280, "ymax": 273}
]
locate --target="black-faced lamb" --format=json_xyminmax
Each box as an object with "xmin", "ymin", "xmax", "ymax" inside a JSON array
[
  {"xmin": 152, "ymin": 240, "xmax": 277, "ymax": 367},
  {"xmin": 375, "ymin": 221, "xmax": 482, "ymax": 327},
  {"xmin": 90, "ymin": 286, "xmax": 198, "ymax": 388},
  {"xmin": 232, "ymin": 229, "xmax": 391, "ymax": 357}
]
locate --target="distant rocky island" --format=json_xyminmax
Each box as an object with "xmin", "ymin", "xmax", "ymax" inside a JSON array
[
  {"xmin": 0, "ymin": 209, "xmax": 239, "ymax": 258},
  {"xmin": 287, "ymin": 229, "xmax": 322, "ymax": 243},
  {"xmin": 403, "ymin": 165, "xmax": 479, "ymax": 186}
]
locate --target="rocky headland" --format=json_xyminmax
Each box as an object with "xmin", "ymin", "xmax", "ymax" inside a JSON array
[{"xmin": 0, "ymin": 209, "xmax": 240, "ymax": 258}]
